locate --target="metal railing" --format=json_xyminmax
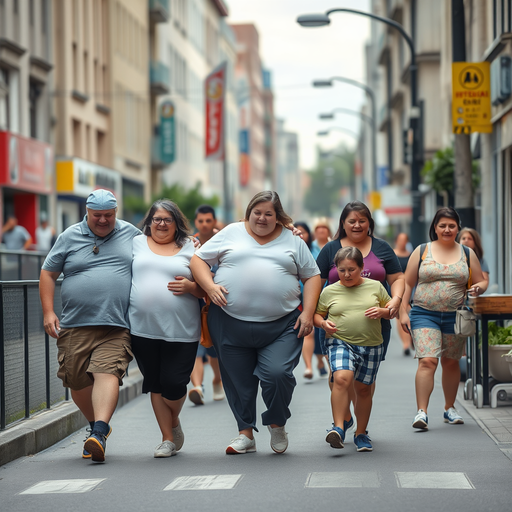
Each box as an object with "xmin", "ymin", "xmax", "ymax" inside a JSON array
[
  {"xmin": 0, "ymin": 280, "xmax": 65, "ymax": 430},
  {"xmin": 0, "ymin": 249, "xmax": 48, "ymax": 281}
]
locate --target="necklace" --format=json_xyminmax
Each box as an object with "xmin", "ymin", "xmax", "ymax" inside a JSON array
[{"xmin": 93, "ymin": 232, "xmax": 115, "ymax": 254}]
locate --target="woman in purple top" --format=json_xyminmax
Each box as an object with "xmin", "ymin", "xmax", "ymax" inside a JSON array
[{"xmin": 316, "ymin": 201, "xmax": 405, "ymax": 359}]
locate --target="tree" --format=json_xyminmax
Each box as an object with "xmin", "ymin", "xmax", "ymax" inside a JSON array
[
  {"xmin": 123, "ymin": 182, "xmax": 219, "ymax": 226},
  {"xmin": 304, "ymin": 145, "xmax": 355, "ymax": 217},
  {"xmin": 421, "ymin": 146, "xmax": 479, "ymax": 205}
]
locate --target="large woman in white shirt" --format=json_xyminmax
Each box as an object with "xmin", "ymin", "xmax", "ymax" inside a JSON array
[
  {"xmin": 191, "ymin": 191, "xmax": 321, "ymax": 455},
  {"xmin": 129, "ymin": 199, "xmax": 204, "ymax": 458}
]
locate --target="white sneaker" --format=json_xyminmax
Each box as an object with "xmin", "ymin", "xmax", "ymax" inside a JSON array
[
  {"xmin": 412, "ymin": 409, "xmax": 428, "ymax": 430},
  {"xmin": 188, "ymin": 386, "xmax": 204, "ymax": 405},
  {"xmin": 444, "ymin": 407, "xmax": 464, "ymax": 424},
  {"xmin": 268, "ymin": 425, "xmax": 288, "ymax": 454},
  {"xmin": 172, "ymin": 420, "xmax": 184, "ymax": 451},
  {"xmin": 154, "ymin": 440, "xmax": 176, "ymax": 458},
  {"xmin": 212, "ymin": 382, "xmax": 225, "ymax": 401},
  {"xmin": 225, "ymin": 434, "xmax": 256, "ymax": 454}
]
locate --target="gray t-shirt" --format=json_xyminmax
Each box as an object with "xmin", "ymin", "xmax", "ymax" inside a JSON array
[
  {"xmin": 3, "ymin": 225, "xmax": 30, "ymax": 249},
  {"xmin": 129, "ymin": 235, "xmax": 200, "ymax": 342},
  {"xmin": 195, "ymin": 222, "xmax": 320, "ymax": 322},
  {"xmin": 42, "ymin": 216, "xmax": 141, "ymax": 329}
]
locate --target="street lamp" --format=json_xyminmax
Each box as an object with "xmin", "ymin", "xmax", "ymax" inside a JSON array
[
  {"xmin": 313, "ymin": 77, "xmax": 377, "ymax": 195},
  {"xmin": 316, "ymin": 126, "xmax": 359, "ymax": 140},
  {"xmin": 319, "ymin": 108, "xmax": 373, "ymax": 126},
  {"xmin": 298, "ymin": 8, "xmax": 423, "ymax": 248}
]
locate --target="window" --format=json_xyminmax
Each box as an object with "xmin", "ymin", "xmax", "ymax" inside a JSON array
[
  {"xmin": 29, "ymin": 80, "xmax": 43, "ymax": 139},
  {"xmin": 493, "ymin": 0, "xmax": 512, "ymax": 39},
  {"xmin": 73, "ymin": 119, "xmax": 82, "ymax": 157}
]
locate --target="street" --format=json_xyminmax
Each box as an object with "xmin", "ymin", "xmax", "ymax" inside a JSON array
[{"xmin": 1, "ymin": 332, "xmax": 511, "ymax": 512}]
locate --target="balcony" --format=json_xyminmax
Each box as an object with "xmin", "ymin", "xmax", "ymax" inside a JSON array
[
  {"xmin": 150, "ymin": 61, "xmax": 170, "ymax": 96},
  {"xmin": 149, "ymin": 0, "xmax": 169, "ymax": 23}
]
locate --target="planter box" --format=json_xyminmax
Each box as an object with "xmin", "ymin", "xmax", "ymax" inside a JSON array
[
  {"xmin": 468, "ymin": 294, "xmax": 512, "ymax": 314},
  {"xmin": 489, "ymin": 345, "xmax": 512, "ymax": 382},
  {"xmin": 503, "ymin": 353, "xmax": 512, "ymax": 380}
]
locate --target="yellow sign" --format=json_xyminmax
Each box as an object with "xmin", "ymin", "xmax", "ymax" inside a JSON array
[
  {"xmin": 452, "ymin": 62, "xmax": 492, "ymax": 134},
  {"xmin": 368, "ymin": 191, "xmax": 381, "ymax": 211}
]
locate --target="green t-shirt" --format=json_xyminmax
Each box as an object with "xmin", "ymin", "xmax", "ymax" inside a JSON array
[{"xmin": 315, "ymin": 278, "xmax": 391, "ymax": 346}]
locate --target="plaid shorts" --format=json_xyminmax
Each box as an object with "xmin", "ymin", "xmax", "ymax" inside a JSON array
[{"xmin": 326, "ymin": 338, "xmax": 383, "ymax": 385}]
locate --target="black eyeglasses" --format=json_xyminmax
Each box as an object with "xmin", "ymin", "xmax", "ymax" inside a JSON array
[{"xmin": 152, "ymin": 217, "xmax": 174, "ymax": 225}]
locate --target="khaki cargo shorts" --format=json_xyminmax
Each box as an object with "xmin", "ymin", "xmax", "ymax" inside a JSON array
[{"xmin": 56, "ymin": 326, "xmax": 133, "ymax": 390}]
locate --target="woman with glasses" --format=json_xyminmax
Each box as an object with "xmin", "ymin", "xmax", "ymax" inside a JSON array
[{"xmin": 129, "ymin": 199, "xmax": 205, "ymax": 458}]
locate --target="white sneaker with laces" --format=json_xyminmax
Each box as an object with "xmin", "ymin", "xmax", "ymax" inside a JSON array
[
  {"xmin": 172, "ymin": 420, "xmax": 184, "ymax": 451},
  {"xmin": 212, "ymin": 382, "xmax": 225, "ymax": 401},
  {"xmin": 444, "ymin": 407, "xmax": 464, "ymax": 424},
  {"xmin": 154, "ymin": 440, "xmax": 176, "ymax": 458},
  {"xmin": 226, "ymin": 434, "xmax": 256, "ymax": 454},
  {"xmin": 188, "ymin": 386, "xmax": 204, "ymax": 405},
  {"xmin": 412, "ymin": 409, "xmax": 428, "ymax": 430},
  {"xmin": 268, "ymin": 425, "xmax": 288, "ymax": 454}
]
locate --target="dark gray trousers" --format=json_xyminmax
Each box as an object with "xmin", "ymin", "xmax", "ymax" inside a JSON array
[{"xmin": 207, "ymin": 304, "xmax": 303, "ymax": 432}]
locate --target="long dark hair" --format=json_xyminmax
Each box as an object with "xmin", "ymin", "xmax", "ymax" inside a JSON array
[
  {"xmin": 429, "ymin": 207, "xmax": 461, "ymax": 241},
  {"xmin": 294, "ymin": 221, "xmax": 312, "ymax": 249},
  {"xmin": 334, "ymin": 201, "xmax": 375, "ymax": 239},
  {"xmin": 142, "ymin": 199, "xmax": 191, "ymax": 247}
]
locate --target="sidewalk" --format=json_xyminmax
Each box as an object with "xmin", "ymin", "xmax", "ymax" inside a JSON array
[
  {"xmin": 0, "ymin": 367, "xmax": 143, "ymax": 467},
  {"xmin": 457, "ymin": 382, "xmax": 512, "ymax": 461}
]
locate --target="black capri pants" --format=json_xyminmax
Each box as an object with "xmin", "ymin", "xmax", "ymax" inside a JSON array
[{"xmin": 130, "ymin": 335, "xmax": 198, "ymax": 401}]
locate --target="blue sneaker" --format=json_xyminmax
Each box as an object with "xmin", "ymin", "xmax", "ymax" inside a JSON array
[
  {"xmin": 444, "ymin": 407, "xmax": 464, "ymax": 425},
  {"xmin": 325, "ymin": 425, "xmax": 345, "ymax": 449},
  {"xmin": 84, "ymin": 432, "xmax": 107, "ymax": 462},
  {"xmin": 412, "ymin": 409, "xmax": 428, "ymax": 430},
  {"xmin": 354, "ymin": 433, "xmax": 373, "ymax": 452},
  {"xmin": 83, "ymin": 424, "xmax": 112, "ymax": 459},
  {"xmin": 344, "ymin": 416, "xmax": 354, "ymax": 433}
]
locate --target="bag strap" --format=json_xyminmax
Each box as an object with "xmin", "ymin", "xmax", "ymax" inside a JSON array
[
  {"xmin": 417, "ymin": 243, "xmax": 428, "ymax": 275},
  {"xmin": 461, "ymin": 244, "xmax": 472, "ymax": 289}
]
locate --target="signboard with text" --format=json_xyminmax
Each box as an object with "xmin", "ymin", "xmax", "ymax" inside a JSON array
[
  {"xmin": 160, "ymin": 101, "xmax": 175, "ymax": 164},
  {"xmin": 452, "ymin": 62, "xmax": 492, "ymax": 134},
  {"xmin": 205, "ymin": 62, "xmax": 227, "ymax": 161}
]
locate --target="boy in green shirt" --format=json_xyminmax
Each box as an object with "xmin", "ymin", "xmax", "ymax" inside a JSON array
[{"xmin": 314, "ymin": 247, "xmax": 391, "ymax": 452}]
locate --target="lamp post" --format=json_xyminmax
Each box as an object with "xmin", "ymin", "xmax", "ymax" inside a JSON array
[
  {"xmin": 313, "ymin": 77, "xmax": 377, "ymax": 193},
  {"xmin": 316, "ymin": 126, "xmax": 359, "ymax": 140},
  {"xmin": 298, "ymin": 8, "xmax": 423, "ymax": 247}
]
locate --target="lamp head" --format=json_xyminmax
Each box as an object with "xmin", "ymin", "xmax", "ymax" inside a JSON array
[
  {"xmin": 319, "ymin": 113, "xmax": 334, "ymax": 120},
  {"xmin": 297, "ymin": 13, "xmax": 331, "ymax": 27},
  {"xmin": 317, "ymin": 130, "xmax": 329, "ymax": 137},
  {"xmin": 313, "ymin": 79, "xmax": 333, "ymax": 87}
]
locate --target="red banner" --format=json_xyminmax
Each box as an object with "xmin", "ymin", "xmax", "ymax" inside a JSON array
[
  {"xmin": 205, "ymin": 62, "xmax": 227, "ymax": 161},
  {"xmin": 0, "ymin": 131, "xmax": 53, "ymax": 194}
]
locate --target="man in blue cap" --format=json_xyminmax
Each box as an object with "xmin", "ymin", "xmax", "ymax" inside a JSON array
[{"xmin": 39, "ymin": 189, "xmax": 141, "ymax": 462}]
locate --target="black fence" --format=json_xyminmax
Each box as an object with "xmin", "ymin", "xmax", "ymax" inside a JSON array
[
  {"xmin": 0, "ymin": 250, "xmax": 48, "ymax": 281},
  {"xmin": 0, "ymin": 280, "xmax": 65, "ymax": 430}
]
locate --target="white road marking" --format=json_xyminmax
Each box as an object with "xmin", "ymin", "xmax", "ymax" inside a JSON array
[
  {"xmin": 306, "ymin": 472, "xmax": 381, "ymax": 488},
  {"xmin": 20, "ymin": 479, "xmax": 106, "ymax": 494},
  {"xmin": 164, "ymin": 474, "xmax": 244, "ymax": 491},
  {"xmin": 395, "ymin": 472, "xmax": 474, "ymax": 489}
]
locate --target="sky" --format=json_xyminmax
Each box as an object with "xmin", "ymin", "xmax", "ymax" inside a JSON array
[{"xmin": 225, "ymin": 0, "xmax": 371, "ymax": 170}]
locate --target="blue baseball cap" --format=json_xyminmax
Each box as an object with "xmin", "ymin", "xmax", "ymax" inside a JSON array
[{"xmin": 86, "ymin": 189, "xmax": 117, "ymax": 210}]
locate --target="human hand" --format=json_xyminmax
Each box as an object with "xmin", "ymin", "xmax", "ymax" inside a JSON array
[
  {"xmin": 167, "ymin": 276, "xmax": 194, "ymax": 295},
  {"xmin": 294, "ymin": 313, "xmax": 313, "ymax": 338},
  {"xmin": 468, "ymin": 285, "xmax": 482, "ymax": 297},
  {"xmin": 385, "ymin": 296, "xmax": 402, "ymax": 319},
  {"xmin": 43, "ymin": 312, "xmax": 60, "ymax": 339},
  {"xmin": 285, "ymin": 223, "xmax": 304, "ymax": 238},
  {"xmin": 191, "ymin": 237, "xmax": 201, "ymax": 249},
  {"xmin": 400, "ymin": 312, "xmax": 411, "ymax": 334},
  {"xmin": 365, "ymin": 307, "xmax": 387, "ymax": 320},
  {"xmin": 321, "ymin": 319, "xmax": 338, "ymax": 335},
  {"xmin": 207, "ymin": 284, "xmax": 229, "ymax": 306}
]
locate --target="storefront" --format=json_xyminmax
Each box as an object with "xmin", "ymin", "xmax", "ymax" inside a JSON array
[
  {"xmin": 56, "ymin": 157, "xmax": 121, "ymax": 232},
  {"xmin": 0, "ymin": 130, "xmax": 53, "ymax": 241}
]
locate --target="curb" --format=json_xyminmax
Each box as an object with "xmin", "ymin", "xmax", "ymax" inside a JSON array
[{"xmin": 0, "ymin": 368, "xmax": 143, "ymax": 467}]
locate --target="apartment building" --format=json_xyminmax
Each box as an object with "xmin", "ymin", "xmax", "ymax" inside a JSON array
[
  {"xmin": 0, "ymin": 0, "xmax": 54, "ymax": 240},
  {"xmin": 150, "ymin": 0, "xmax": 238, "ymax": 222}
]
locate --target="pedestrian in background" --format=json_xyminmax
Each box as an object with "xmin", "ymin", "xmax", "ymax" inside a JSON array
[
  {"xmin": 459, "ymin": 227, "xmax": 489, "ymax": 287},
  {"xmin": 295, "ymin": 221, "xmax": 327, "ymax": 380},
  {"xmin": 400, "ymin": 207, "xmax": 487, "ymax": 431},
  {"xmin": 191, "ymin": 191, "xmax": 321, "ymax": 455},
  {"xmin": 2, "ymin": 215, "xmax": 32, "ymax": 250},
  {"xmin": 394, "ymin": 232, "xmax": 413, "ymax": 356},
  {"xmin": 315, "ymin": 247, "xmax": 391, "ymax": 452},
  {"xmin": 39, "ymin": 189, "xmax": 140, "ymax": 462},
  {"xmin": 129, "ymin": 199, "xmax": 205, "ymax": 458},
  {"xmin": 311, "ymin": 217, "xmax": 332, "ymax": 255},
  {"xmin": 35, "ymin": 212, "xmax": 56, "ymax": 252},
  {"xmin": 188, "ymin": 204, "xmax": 225, "ymax": 406}
]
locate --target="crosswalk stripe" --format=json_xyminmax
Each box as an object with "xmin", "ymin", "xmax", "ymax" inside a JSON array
[
  {"xmin": 20, "ymin": 479, "xmax": 106, "ymax": 494},
  {"xmin": 164, "ymin": 474, "xmax": 244, "ymax": 491},
  {"xmin": 306, "ymin": 472, "xmax": 381, "ymax": 488},
  {"xmin": 395, "ymin": 472, "xmax": 474, "ymax": 489}
]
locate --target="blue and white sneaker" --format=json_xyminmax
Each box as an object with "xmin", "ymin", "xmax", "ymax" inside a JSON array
[
  {"xmin": 444, "ymin": 407, "xmax": 464, "ymax": 424},
  {"xmin": 412, "ymin": 409, "xmax": 428, "ymax": 430},
  {"xmin": 325, "ymin": 425, "xmax": 345, "ymax": 449},
  {"xmin": 83, "ymin": 424, "xmax": 112, "ymax": 459},
  {"xmin": 354, "ymin": 433, "xmax": 373, "ymax": 452}
]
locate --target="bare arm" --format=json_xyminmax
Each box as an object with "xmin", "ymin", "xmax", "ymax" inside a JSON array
[
  {"xmin": 23, "ymin": 236, "xmax": 33, "ymax": 250},
  {"xmin": 294, "ymin": 275, "xmax": 322, "ymax": 338},
  {"xmin": 386, "ymin": 272, "xmax": 405, "ymax": 319},
  {"xmin": 467, "ymin": 249, "xmax": 487, "ymax": 296},
  {"xmin": 39, "ymin": 269, "xmax": 61, "ymax": 338},
  {"xmin": 190, "ymin": 255, "xmax": 228, "ymax": 306},
  {"xmin": 399, "ymin": 247, "xmax": 421, "ymax": 333}
]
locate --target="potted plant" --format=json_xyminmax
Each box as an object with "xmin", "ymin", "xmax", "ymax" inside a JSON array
[
  {"xmin": 487, "ymin": 323, "xmax": 512, "ymax": 382},
  {"xmin": 502, "ymin": 348, "xmax": 512, "ymax": 381}
]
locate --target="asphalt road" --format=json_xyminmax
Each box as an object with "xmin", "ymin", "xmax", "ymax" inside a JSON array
[{"xmin": 1, "ymin": 332, "xmax": 511, "ymax": 512}]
